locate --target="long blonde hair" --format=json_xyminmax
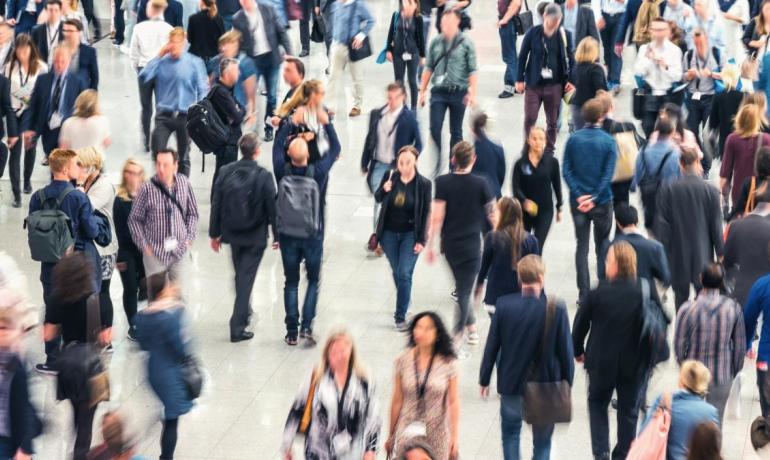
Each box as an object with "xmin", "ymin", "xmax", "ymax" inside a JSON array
[
  {"xmin": 317, "ymin": 329, "xmax": 367, "ymax": 381},
  {"xmin": 277, "ymin": 80, "xmax": 323, "ymax": 118},
  {"xmin": 116, "ymin": 158, "xmax": 145, "ymax": 201},
  {"xmin": 73, "ymin": 89, "xmax": 100, "ymax": 118}
]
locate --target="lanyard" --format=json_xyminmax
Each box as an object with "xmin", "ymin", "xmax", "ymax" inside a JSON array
[
  {"xmin": 693, "ymin": 51, "xmax": 708, "ymax": 92},
  {"xmin": 413, "ymin": 350, "xmax": 435, "ymax": 414},
  {"xmin": 47, "ymin": 24, "xmax": 59, "ymax": 50},
  {"xmin": 336, "ymin": 368, "xmax": 352, "ymax": 428},
  {"xmin": 16, "ymin": 65, "xmax": 29, "ymax": 88}
]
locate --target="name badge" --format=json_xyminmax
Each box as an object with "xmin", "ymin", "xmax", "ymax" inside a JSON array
[
  {"xmin": 541, "ymin": 68, "xmax": 553, "ymax": 79},
  {"xmin": 332, "ymin": 431, "xmax": 352, "ymax": 454},
  {"xmin": 403, "ymin": 52, "xmax": 413, "ymax": 61},
  {"xmin": 433, "ymin": 74, "xmax": 446, "ymax": 85},
  {"xmin": 403, "ymin": 421, "xmax": 427, "ymax": 439},
  {"xmin": 692, "ymin": 92, "xmax": 701, "ymax": 101},
  {"xmin": 163, "ymin": 237, "xmax": 179, "ymax": 253},
  {"xmin": 48, "ymin": 112, "xmax": 62, "ymax": 130}
]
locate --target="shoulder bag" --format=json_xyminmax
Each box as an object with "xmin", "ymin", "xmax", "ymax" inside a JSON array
[
  {"xmin": 348, "ymin": 1, "xmax": 372, "ymax": 62},
  {"xmin": 151, "ymin": 178, "xmax": 186, "ymax": 218},
  {"xmin": 376, "ymin": 12, "xmax": 400, "ymax": 64},
  {"xmin": 626, "ymin": 392, "xmax": 671, "ymax": 460},
  {"xmin": 299, "ymin": 368, "xmax": 321, "ymax": 434},
  {"xmin": 512, "ymin": 0, "xmax": 533, "ymax": 35},
  {"xmin": 523, "ymin": 297, "xmax": 572, "ymax": 425}
]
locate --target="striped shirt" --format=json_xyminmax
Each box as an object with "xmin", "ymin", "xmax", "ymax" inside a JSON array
[
  {"xmin": 674, "ymin": 290, "xmax": 746, "ymax": 385},
  {"xmin": 128, "ymin": 174, "xmax": 199, "ymax": 267}
]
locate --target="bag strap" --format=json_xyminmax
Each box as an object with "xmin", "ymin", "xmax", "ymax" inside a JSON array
[
  {"xmin": 151, "ymin": 178, "xmax": 185, "ymax": 218},
  {"xmin": 651, "ymin": 150, "xmax": 672, "ymax": 180},
  {"xmin": 433, "ymin": 36, "xmax": 464, "ymax": 73},
  {"xmin": 299, "ymin": 368, "xmax": 320, "ymax": 433},
  {"xmin": 747, "ymin": 176, "xmax": 757, "ymax": 215},
  {"xmin": 85, "ymin": 292, "xmax": 102, "ymax": 344},
  {"xmin": 530, "ymin": 297, "xmax": 556, "ymax": 376}
]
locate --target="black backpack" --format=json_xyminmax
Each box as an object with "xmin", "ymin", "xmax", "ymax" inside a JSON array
[
  {"xmin": 186, "ymin": 90, "xmax": 228, "ymax": 154},
  {"xmin": 220, "ymin": 164, "xmax": 266, "ymax": 232}
]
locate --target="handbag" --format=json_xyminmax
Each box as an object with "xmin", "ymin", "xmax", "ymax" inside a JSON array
[
  {"xmin": 299, "ymin": 369, "xmax": 321, "ymax": 434},
  {"xmin": 512, "ymin": 0, "xmax": 533, "ymax": 35},
  {"xmin": 310, "ymin": 14, "xmax": 325, "ymax": 43},
  {"xmin": 180, "ymin": 355, "xmax": 204, "ymax": 400},
  {"xmin": 626, "ymin": 392, "xmax": 671, "ymax": 460},
  {"xmin": 612, "ymin": 122, "xmax": 642, "ymax": 183},
  {"xmin": 376, "ymin": 12, "xmax": 400, "ymax": 65},
  {"xmin": 347, "ymin": 1, "xmax": 372, "ymax": 62},
  {"xmin": 523, "ymin": 298, "xmax": 572, "ymax": 425}
]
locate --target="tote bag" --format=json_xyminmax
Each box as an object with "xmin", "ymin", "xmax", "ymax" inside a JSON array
[{"xmin": 626, "ymin": 393, "xmax": 671, "ymax": 460}]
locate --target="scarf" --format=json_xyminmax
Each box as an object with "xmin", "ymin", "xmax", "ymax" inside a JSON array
[{"xmin": 633, "ymin": 0, "xmax": 663, "ymax": 45}]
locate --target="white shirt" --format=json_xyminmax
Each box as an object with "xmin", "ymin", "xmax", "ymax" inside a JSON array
[
  {"xmin": 0, "ymin": 42, "xmax": 12, "ymax": 69},
  {"xmin": 246, "ymin": 7, "xmax": 270, "ymax": 56},
  {"xmin": 634, "ymin": 40, "xmax": 683, "ymax": 96},
  {"xmin": 4, "ymin": 60, "xmax": 47, "ymax": 114},
  {"xmin": 45, "ymin": 21, "xmax": 61, "ymax": 65},
  {"xmin": 59, "ymin": 115, "xmax": 111, "ymax": 152},
  {"xmin": 375, "ymin": 105, "xmax": 403, "ymax": 164},
  {"xmin": 25, "ymin": 0, "xmax": 36, "ymax": 13},
  {"xmin": 129, "ymin": 18, "xmax": 173, "ymax": 69}
]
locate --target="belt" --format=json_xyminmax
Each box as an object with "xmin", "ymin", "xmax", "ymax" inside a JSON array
[
  {"xmin": 433, "ymin": 85, "xmax": 466, "ymax": 93},
  {"xmin": 602, "ymin": 11, "xmax": 623, "ymax": 16},
  {"xmin": 158, "ymin": 110, "xmax": 187, "ymax": 117}
]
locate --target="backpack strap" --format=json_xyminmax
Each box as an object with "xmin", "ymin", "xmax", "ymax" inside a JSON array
[
  {"xmin": 306, "ymin": 164, "xmax": 315, "ymax": 178},
  {"xmin": 40, "ymin": 186, "xmax": 75, "ymax": 210}
]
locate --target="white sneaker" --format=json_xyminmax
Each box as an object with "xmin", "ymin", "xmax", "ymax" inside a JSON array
[{"xmin": 466, "ymin": 330, "xmax": 480, "ymax": 346}]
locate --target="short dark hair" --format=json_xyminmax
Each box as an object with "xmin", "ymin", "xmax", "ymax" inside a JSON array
[
  {"xmin": 219, "ymin": 57, "xmax": 238, "ymax": 77},
  {"xmin": 472, "ymin": 111, "xmax": 488, "ymax": 137},
  {"xmin": 581, "ymin": 98, "xmax": 604, "ymax": 125},
  {"xmin": 63, "ymin": 18, "xmax": 83, "ymax": 31},
  {"xmin": 46, "ymin": 0, "xmax": 62, "ymax": 8},
  {"xmin": 387, "ymin": 81, "xmax": 406, "ymax": 95},
  {"xmin": 615, "ymin": 204, "xmax": 639, "ymax": 227},
  {"xmin": 239, "ymin": 132, "xmax": 260, "ymax": 158},
  {"xmin": 680, "ymin": 146, "xmax": 699, "ymax": 167},
  {"xmin": 758, "ymin": 147, "xmax": 770, "ymax": 177},
  {"xmin": 655, "ymin": 117, "xmax": 675, "ymax": 138},
  {"xmin": 701, "ymin": 263, "xmax": 724, "ymax": 289},
  {"xmin": 153, "ymin": 148, "xmax": 178, "ymax": 163},
  {"xmin": 284, "ymin": 56, "xmax": 305, "ymax": 77},
  {"xmin": 146, "ymin": 271, "xmax": 172, "ymax": 299},
  {"xmin": 451, "ymin": 141, "xmax": 475, "ymax": 169}
]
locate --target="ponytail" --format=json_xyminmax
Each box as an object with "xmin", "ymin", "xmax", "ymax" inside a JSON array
[{"xmin": 277, "ymin": 80, "xmax": 323, "ymax": 118}]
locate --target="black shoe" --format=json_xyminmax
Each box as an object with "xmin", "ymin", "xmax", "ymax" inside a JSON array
[
  {"xmin": 23, "ymin": 183, "xmax": 31, "ymax": 194},
  {"xmin": 264, "ymin": 129, "xmax": 274, "ymax": 142},
  {"xmin": 284, "ymin": 334, "xmax": 298, "ymax": 346},
  {"xmin": 300, "ymin": 329, "xmax": 316, "ymax": 347},
  {"xmin": 127, "ymin": 326, "xmax": 138, "ymax": 342},
  {"xmin": 144, "ymin": 144, "xmax": 151, "ymax": 153},
  {"xmin": 35, "ymin": 363, "xmax": 57, "ymax": 375},
  {"xmin": 231, "ymin": 331, "xmax": 254, "ymax": 343},
  {"xmin": 498, "ymin": 90, "xmax": 514, "ymax": 99},
  {"xmin": 299, "ymin": 49, "xmax": 310, "ymax": 57},
  {"xmin": 12, "ymin": 197, "xmax": 21, "ymax": 208}
]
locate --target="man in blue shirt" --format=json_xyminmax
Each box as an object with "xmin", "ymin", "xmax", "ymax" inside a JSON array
[
  {"xmin": 140, "ymin": 27, "xmax": 209, "ymax": 177},
  {"xmin": 746, "ymin": 272, "xmax": 770, "ymax": 417},
  {"xmin": 28, "ymin": 148, "xmax": 100, "ymax": 374},
  {"xmin": 562, "ymin": 97, "xmax": 617, "ymax": 302}
]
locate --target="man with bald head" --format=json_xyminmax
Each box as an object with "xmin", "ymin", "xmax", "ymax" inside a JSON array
[{"xmin": 272, "ymin": 121, "xmax": 341, "ymax": 347}]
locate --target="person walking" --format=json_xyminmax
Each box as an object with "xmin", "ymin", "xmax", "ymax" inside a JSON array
[
  {"xmin": 674, "ymin": 263, "xmax": 746, "ymax": 421},
  {"xmin": 572, "ymin": 241, "xmax": 653, "ymax": 460},
  {"xmin": 656, "ymin": 146, "xmax": 723, "ymax": 309},
  {"xmin": 209, "ymin": 133, "xmax": 276, "ymax": 342},
  {"xmin": 596, "ymin": 0, "xmax": 626, "ymax": 93},
  {"xmin": 708, "ymin": 65, "xmax": 743, "ymax": 162},
  {"xmin": 325, "ymin": 0, "xmax": 375, "ymax": 118},
  {"xmin": 470, "ymin": 112, "xmax": 505, "ymax": 200},
  {"xmin": 418, "ymin": 10, "xmax": 477, "ymax": 174},
  {"xmin": 208, "ymin": 57, "xmax": 248, "ymax": 187},
  {"xmin": 595, "ymin": 90, "xmax": 641, "ymax": 208},
  {"xmin": 682, "ymin": 29, "xmax": 723, "ymax": 151},
  {"xmin": 479, "ymin": 255, "xmax": 574, "ymax": 460},
  {"xmin": 113, "ymin": 158, "xmax": 146, "ymax": 341},
  {"xmin": 139, "ymin": 27, "xmax": 208, "ymax": 176},
  {"xmin": 426, "ymin": 142, "xmax": 494, "ymax": 349},
  {"xmin": 60, "ymin": 18, "xmax": 98, "ymax": 90},
  {"xmin": 386, "ymin": 312, "xmax": 460, "ymax": 460},
  {"xmin": 135, "ymin": 273, "xmax": 195, "ymax": 460},
  {"xmin": 570, "ymin": 37, "xmax": 607, "ymax": 131},
  {"xmin": 511, "ymin": 126, "xmax": 563, "ymax": 249},
  {"xmin": 516, "ymin": 3, "xmax": 575, "ymax": 156},
  {"xmin": 30, "ymin": 0, "xmax": 63, "ymax": 64},
  {"xmin": 496, "ymin": 0, "xmax": 521, "ymax": 99},
  {"xmin": 612, "ymin": 204, "xmax": 670, "ymax": 287},
  {"xmin": 274, "ymin": 80, "xmax": 333, "ymax": 164},
  {"xmin": 281, "ymin": 330, "xmax": 381, "ymax": 460},
  {"xmin": 0, "ymin": 71, "xmax": 19, "ymax": 207},
  {"xmin": 562, "ymin": 98, "xmax": 616, "ymax": 303},
  {"xmin": 58, "ymin": 89, "xmax": 111, "ymax": 152},
  {"xmin": 128, "ymin": 149, "xmax": 199, "ymax": 288},
  {"xmin": 562, "ymin": 0, "xmax": 599, "ymax": 48},
  {"xmin": 374, "ymin": 146, "xmax": 431, "ymax": 330},
  {"xmin": 385, "ymin": 0, "xmax": 425, "ymax": 111},
  {"xmin": 207, "ymin": 30, "xmax": 258, "ymax": 119},
  {"xmin": 731, "ymin": 145, "xmax": 770, "ymax": 217},
  {"xmin": 187, "ymin": 0, "xmax": 224, "ymax": 65}
]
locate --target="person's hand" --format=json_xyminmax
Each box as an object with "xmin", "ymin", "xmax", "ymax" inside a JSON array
[
  {"xmin": 361, "ymin": 167, "xmax": 368, "ymax": 175},
  {"xmin": 418, "ymin": 90, "xmax": 426, "ymax": 107},
  {"xmin": 480, "ymin": 386, "xmax": 490, "ymax": 400},
  {"xmin": 597, "ymin": 17, "xmax": 606, "ymax": 30},
  {"xmin": 420, "ymin": 57, "xmax": 425, "ymax": 66},
  {"xmin": 497, "ymin": 18, "xmax": 508, "ymax": 27},
  {"xmin": 315, "ymin": 6, "xmax": 320, "ymax": 14},
  {"xmin": 577, "ymin": 200, "xmax": 595, "ymax": 213},
  {"xmin": 272, "ymin": 241, "xmax": 280, "ymax": 250},
  {"xmin": 352, "ymin": 36, "xmax": 365, "ymax": 50},
  {"xmin": 22, "ymin": 130, "xmax": 35, "ymax": 145},
  {"xmin": 564, "ymin": 82, "xmax": 575, "ymax": 93},
  {"xmin": 6, "ymin": 18, "xmax": 15, "ymax": 26},
  {"xmin": 245, "ymin": 114, "xmax": 256, "ymax": 126},
  {"xmin": 701, "ymin": 68, "xmax": 712, "ymax": 78},
  {"xmin": 426, "ymin": 248, "xmax": 436, "ymax": 264},
  {"xmin": 523, "ymin": 199, "xmax": 537, "ymax": 215},
  {"xmin": 284, "ymin": 451, "xmax": 293, "ymax": 460},
  {"xmin": 158, "ymin": 43, "xmax": 170, "ymax": 57},
  {"xmin": 577, "ymin": 194, "xmax": 592, "ymax": 204},
  {"xmin": 449, "ymin": 439, "xmax": 459, "ymax": 460},
  {"xmin": 14, "ymin": 449, "xmax": 31, "ymax": 460},
  {"xmin": 614, "ymin": 44, "xmax": 623, "ymax": 57},
  {"xmin": 383, "ymin": 179, "xmax": 392, "ymax": 192},
  {"xmin": 464, "ymin": 91, "xmax": 476, "ymax": 107},
  {"xmin": 144, "ymin": 246, "xmax": 153, "ymax": 256},
  {"xmin": 301, "ymin": 132, "xmax": 315, "ymax": 141},
  {"xmin": 750, "ymin": 39, "xmax": 765, "ymax": 48},
  {"xmin": 386, "ymin": 51, "xmax": 393, "ymax": 62},
  {"xmin": 385, "ymin": 437, "xmax": 395, "ymax": 458},
  {"xmin": 556, "ymin": 210, "xmax": 562, "ymax": 222},
  {"xmin": 116, "ymin": 262, "xmax": 127, "ymax": 272},
  {"xmin": 654, "ymin": 56, "xmax": 667, "ymax": 68},
  {"xmin": 575, "ymin": 354, "xmax": 585, "ymax": 363},
  {"xmin": 210, "ymin": 238, "xmax": 221, "ymax": 253},
  {"xmin": 473, "ymin": 284, "xmax": 483, "ymax": 302},
  {"xmin": 271, "ymin": 115, "xmax": 281, "ymax": 127},
  {"xmin": 686, "ymin": 68, "xmax": 697, "ymax": 80},
  {"xmin": 98, "ymin": 329, "xmax": 109, "ymax": 346},
  {"xmin": 363, "ymin": 452, "xmax": 375, "ymax": 460},
  {"xmin": 515, "ymin": 82, "xmax": 525, "ymax": 93},
  {"xmin": 414, "ymin": 243, "xmax": 424, "ymax": 254},
  {"xmin": 6, "ymin": 136, "xmax": 17, "ymax": 149}
]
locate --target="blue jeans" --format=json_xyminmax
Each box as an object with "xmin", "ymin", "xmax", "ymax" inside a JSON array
[
  {"xmin": 380, "ymin": 230, "xmax": 419, "ymax": 322},
  {"xmin": 368, "ymin": 160, "xmax": 391, "ymax": 230},
  {"xmin": 252, "ymin": 54, "xmax": 280, "ymax": 133},
  {"xmin": 430, "ymin": 88, "xmax": 467, "ymax": 174},
  {"xmin": 499, "ymin": 21, "xmax": 517, "ymax": 86},
  {"xmin": 571, "ymin": 202, "xmax": 613, "ymax": 301},
  {"xmin": 279, "ymin": 235, "xmax": 323, "ymax": 336},
  {"xmin": 501, "ymin": 395, "xmax": 554, "ymax": 460},
  {"xmin": 600, "ymin": 13, "xmax": 623, "ymax": 85}
]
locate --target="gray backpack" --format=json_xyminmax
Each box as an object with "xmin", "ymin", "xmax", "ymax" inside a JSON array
[
  {"xmin": 24, "ymin": 188, "xmax": 76, "ymax": 263},
  {"xmin": 276, "ymin": 165, "xmax": 321, "ymax": 239}
]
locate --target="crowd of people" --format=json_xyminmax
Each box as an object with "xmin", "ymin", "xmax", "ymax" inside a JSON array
[{"xmin": 2, "ymin": 0, "xmax": 770, "ymax": 457}]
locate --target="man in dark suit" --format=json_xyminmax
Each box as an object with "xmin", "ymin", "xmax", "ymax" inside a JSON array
[
  {"xmin": 61, "ymin": 18, "xmax": 99, "ymax": 89},
  {"xmin": 232, "ymin": 0, "xmax": 292, "ymax": 142},
  {"xmin": 0, "ymin": 74, "xmax": 20, "ymax": 206},
  {"xmin": 612, "ymin": 204, "xmax": 670, "ymax": 287},
  {"xmin": 136, "ymin": 0, "xmax": 183, "ymax": 26},
  {"xmin": 562, "ymin": 0, "xmax": 599, "ymax": 48},
  {"xmin": 22, "ymin": 46, "xmax": 87, "ymax": 162},
  {"xmin": 7, "ymin": 0, "xmax": 46, "ymax": 34},
  {"xmin": 209, "ymin": 57, "xmax": 248, "ymax": 188},
  {"xmin": 30, "ymin": 0, "xmax": 63, "ymax": 63},
  {"xmin": 656, "ymin": 146, "xmax": 723, "ymax": 310}
]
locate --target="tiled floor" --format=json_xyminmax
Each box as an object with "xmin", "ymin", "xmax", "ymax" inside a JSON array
[{"xmin": 0, "ymin": 2, "xmax": 767, "ymax": 459}]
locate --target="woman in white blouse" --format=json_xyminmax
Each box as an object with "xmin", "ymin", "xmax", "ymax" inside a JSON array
[
  {"xmin": 59, "ymin": 89, "xmax": 111, "ymax": 151},
  {"xmin": 721, "ymin": 0, "xmax": 751, "ymax": 63},
  {"xmin": 4, "ymin": 34, "xmax": 47, "ymax": 205}
]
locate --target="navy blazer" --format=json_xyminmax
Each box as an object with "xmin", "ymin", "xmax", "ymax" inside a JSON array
[
  {"xmin": 30, "ymin": 22, "xmax": 63, "ymax": 63},
  {"xmin": 564, "ymin": 4, "xmax": 600, "ymax": 47},
  {"xmin": 0, "ymin": 75, "xmax": 18, "ymax": 139},
  {"xmin": 615, "ymin": 0, "xmax": 666, "ymax": 45},
  {"xmin": 516, "ymin": 25, "xmax": 575, "ymax": 87},
  {"xmin": 361, "ymin": 106, "xmax": 422, "ymax": 189},
  {"xmin": 74, "ymin": 44, "xmax": 99, "ymax": 90},
  {"xmin": 613, "ymin": 232, "xmax": 671, "ymax": 286},
  {"xmin": 136, "ymin": 0, "xmax": 184, "ymax": 27},
  {"xmin": 6, "ymin": 0, "xmax": 44, "ymax": 21},
  {"xmin": 472, "ymin": 135, "xmax": 506, "ymax": 198},
  {"xmin": 22, "ymin": 71, "xmax": 87, "ymax": 133},
  {"xmin": 232, "ymin": 4, "xmax": 292, "ymax": 65}
]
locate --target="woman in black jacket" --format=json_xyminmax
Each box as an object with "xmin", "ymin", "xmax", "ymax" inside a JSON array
[
  {"xmin": 709, "ymin": 65, "xmax": 745, "ymax": 162},
  {"xmin": 742, "ymin": 0, "xmax": 770, "ymax": 57},
  {"xmin": 187, "ymin": 0, "xmax": 225, "ymax": 65},
  {"xmin": 570, "ymin": 37, "xmax": 607, "ymax": 131},
  {"xmin": 113, "ymin": 159, "xmax": 146, "ymax": 341},
  {"xmin": 386, "ymin": 0, "xmax": 425, "ymax": 111},
  {"xmin": 375, "ymin": 146, "xmax": 431, "ymax": 330}
]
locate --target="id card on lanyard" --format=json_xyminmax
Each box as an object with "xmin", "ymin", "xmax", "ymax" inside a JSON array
[
  {"xmin": 404, "ymin": 351, "xmax": 435, "ymax": 438},
  {"xmin": 332, "ymin": 368, "xmax": 353, "ymax": 455}
]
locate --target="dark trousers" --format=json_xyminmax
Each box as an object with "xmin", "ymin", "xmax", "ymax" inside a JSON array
[
  {"xmin": 7, "ymin": 123, "xmax": 36, "ymax": 200},
  {"xmin": 113, "ymin": 5, "xmax": 125, "ymax": 44},
  {"xmin": 117, "ymin": 248, "xmax": 143, "ymax": 331},
  {"xmin": 524, "ymin": 84, "xmax": 562, "ymax": 155},
  {"xmin": 642, "ymin": 93, "xmax": 682, "ymax": 137},
  {"xmin": 499, "ymin": 21, "xmax": 517, "ymax": 87},
  {"xmin": 601, "ymin": 13, "xmax": 623, "ymax": 85},
  {"xmin": 160, "ymin": 418, "xmax": 179, "ymax": 460},
  {"xmin": 71, "ymin": 400, "xmax": 96, "ymax": 460},
  {"xmin": 81, "ymin": 0, "xmax": 100, "ymax": 37},
  {"xmin": 299, "ymin": 0, "xmax": 313, "ymax": 51},
  {"xmin": 418, "ymin": 16, "xmax": 432, "ymax": 76},
  {"xmin": 230, "ymin": 244, "xmax": 265, "ymax": 337},
  {"xmin": 587, "ymin": 372, "xmax": 643, "ymax": 460},
  {"xmin": 571, "ymin": 202, "xmax": 613, "ymax": 300},
  {"xmin": 446, "ymin": 254, "xmax": 479, "ymax": 335},
  {"xmin": 99, "ymin": 278, "xmax": 113, "ymax": 327},
  {"xmin": 758, "ymin": 368, "xmax": 770, "ymax": 417},
  {"xmin": 322, "ymin": 10, "xmax": 333, "ymax": 55},
  {"xmin": 393, "ymin": 54, "xmax": 419, "ymax": 110},
  {"xmin": 41, "ymin": 126, "xmax": 60, "ymax": 158},
  {"xmin": 0, "ymin": 142, "xmax": 8, "ymax": 181},
  {"xmin": 429, "ymin": 88, "xmax": 466, "ymax": 174},
  {"xmin": 151, "ymin": 111, "xmax": 191, "ymax": 176},
  {"xmin": 610, "ymin": 180, "xmax": 631, "ymax": 207},
  {"xmin": 252, "ymin": 53, "xmax": 280, "ymax": 135},
  {"xmin": 523, "ymin": 208, "xmax": 554, "ymax": 251},
  {"xmin": 686, "ymin": 93, "xmax": 714, "ymax": 174},
  {"xmin": 137, "ymin": 70, "xmax": 154, "ymax": 150},
  {"xmin": 279, "ymin": 235, "xmax": 323, "ymax": 336}
]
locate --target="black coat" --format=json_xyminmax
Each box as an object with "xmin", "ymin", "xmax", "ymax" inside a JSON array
[
  {"xmin": 361, "ymin": 106, "xmax": 422, "ymax": 189},
  {"xmin": 572, "ymin": 62, "xmax": 607, "ymax": 107},
  {"xmin": 22, "ymin": 71, "xmax": 87, "ymax": 133},
  {"xmin": 0, "ymin": 75, "xmax": 18, "ymax": 139},
  {"xmin": 187, "ymin": 10, "xmax": 225, "ymax": 59},
  {"xmin": 374, "ymin": 171, "xmax": 431, "ymax": 245},
  {"xmin": 30, "ymin": 22, "xmax": 63, "ymax": 63},
  {"xmin": 709, "ymin": 89, "xmax": 744, "ymax": 159},
  {"xmin": 724, "ymin": 213, "xmax": 770, "ymax": 306},
  {"xmin": 613, "ymin": 232, "xmax": 671, "ymax": 286},
  {"xmin": 209, "ymin": 82, "xmax": 245, "ymax": 145},
  {"xmin": 232, "ymin": 4, "xmax": 292, "ymax": 65},
  {"xmin": 385, "ymin": 13, "xmax": 425, "ymax": 57}
]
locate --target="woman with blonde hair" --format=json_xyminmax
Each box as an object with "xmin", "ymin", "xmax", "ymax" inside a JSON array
[
  {"xmin": 59, "ymin": 89, "xmax": 111, "ymax": 152},
  {"xmin": 720, "ymin": 102, "xmax": 770, "ymax": 211},
  {"xmin": 281, "ymin": 330, "xmax": 381, "ymax": 460},
  {"xmin": 275, "ymin": 79, "xmax": 332, "ymax": 164},
  {"xmin": 640, "ymin": 361, "xmax": 719, "ymax": 460},
  {"xmin": 569, "ymin": 37, "xmax": 607, "ymax": 131},
  {"xmin": 113, "ymin": 158, "xmax": 146, "ymax": 341},
  {"xmin": 709, "ymin": 64, "xmax": 745, "ymax": 161}
]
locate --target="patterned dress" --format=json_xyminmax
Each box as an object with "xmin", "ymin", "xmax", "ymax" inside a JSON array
[{"xmin": 393, "ymin": 349, "xmax": 458, "ymax": 460}]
